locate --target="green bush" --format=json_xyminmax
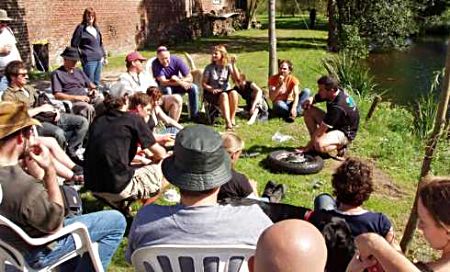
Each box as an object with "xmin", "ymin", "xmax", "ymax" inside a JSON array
[
  {"xmin": 340, "ymin": 24, "xmax": 368, "ymax": 59},
  {"xmin": 411, "ymin": 69, "xmax": 442, "ymax": 138},
  {"xmin": 322, "ymin": 53, "xmax": 377, "ymax": 98}
]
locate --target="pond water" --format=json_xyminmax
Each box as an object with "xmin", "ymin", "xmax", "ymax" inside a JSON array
[{"xmin": 366, "ymin": 36, "xmax": 448, "ymax": 105}]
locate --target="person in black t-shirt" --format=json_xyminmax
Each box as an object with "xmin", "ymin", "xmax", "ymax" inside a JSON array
[
  {"xmin": 298, "ymin": 75, "xmax": 359, "ymax": 157},
  {"xmin": 218, "ymin": 131, "xmax": 256, "ymax": 200},
  {"xmin": 84, "ymin": 93, "xmax": 167, "ymax": 208}
]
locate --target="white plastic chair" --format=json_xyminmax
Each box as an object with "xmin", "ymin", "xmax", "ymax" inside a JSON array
[
  {"xmin": 0, "ymin": 214, "xmax": 104, "ymax": 272},
  {"xmin": 131, "ymin": 244, "xmax": 255, "ymax": 272}
]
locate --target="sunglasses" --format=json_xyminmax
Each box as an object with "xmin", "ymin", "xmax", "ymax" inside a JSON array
[{"xmin": 16, "ymin": 72, "xmax": 28, "ymax": 77}]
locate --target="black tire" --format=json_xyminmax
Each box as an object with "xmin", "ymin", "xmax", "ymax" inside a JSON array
[{"xmin": 266, "ymin": 150, "xmax": 324, "ymax": 174}]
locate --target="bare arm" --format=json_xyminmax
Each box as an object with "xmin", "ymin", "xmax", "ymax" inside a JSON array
[
  {"xmin": 249, "ymin": 82, "xmax": 263, "ymax": 112},
  {"xmin": 229, "ymin": 58, "xmax": 240, "ymax": 85},
  {"xmin": 155, "ymin": 106, "xmax": 183, "ymax": 130},
  {"xmin": 385, "ymin": 227, "xmax": 401, "ymax": 251},
  {"xmin": 27, "ymin": 104, "xmax": 56, "ymax": 117},
  {"xmin": 0, "ymin": 44, "xmax": 12, "ymax": 55},
  {"xmin": 26, "ymin": 143, "xmax": 64, "ymax": 232},
  {"xmin": 268, "ymin": 75, "xmax": 285, "ymax": 101},
  {"xmin": 290, "ymin": 84, "xmax": 300, "ymax": 117},
  {"xmin": 145, "ymin": 142, "xmax": 167, "ymax": 163},
  {"xmin": 202, "ymin": 75, "xmax": 221, "ymax": 94},
  {"xmin": 347, "ymin": 233, "xmax": 420, "ymax": 272},
  {"xmin": 54, "ymin": 92, "xmax": 90, "ymax": 102}
]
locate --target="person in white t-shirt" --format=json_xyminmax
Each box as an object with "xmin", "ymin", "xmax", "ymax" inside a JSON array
[
  {"xmin": 0, "ymin": 9, "xmax": 21, "ymax": 94},
  {"xmin": 118, "ymin": 52, "xmax": 182, "ymax": 121}
]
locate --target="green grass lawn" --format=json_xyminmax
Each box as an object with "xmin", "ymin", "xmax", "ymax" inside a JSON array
[{"xmin": 99, "ymin": 15, "xmax": 449, "ymax": 271}]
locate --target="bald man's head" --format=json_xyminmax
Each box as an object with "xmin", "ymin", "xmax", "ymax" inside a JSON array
[{"xmin": 250, "ymin": 219, "xmax": 327, "ymax": 272}]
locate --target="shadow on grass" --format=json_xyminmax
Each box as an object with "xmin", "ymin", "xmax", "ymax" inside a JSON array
[
  {"xmin": 157, "ymin": 35, "xmax": 327, "ymax": 55},
  {"xmin": 259, "ymin": 16, "xmax": 329, "ymax": 31}
]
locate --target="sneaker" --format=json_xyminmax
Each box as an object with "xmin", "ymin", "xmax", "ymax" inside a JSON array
[
  {"xmin": 270, "ymin": 184, "xmax": 287, "ymax": 203},
  {"xmin": 262, "ymin": 180, "xmax": 277, "ymax": 198}
]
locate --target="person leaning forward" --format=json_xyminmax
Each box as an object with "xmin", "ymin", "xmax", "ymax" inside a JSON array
[
  {"xmin": 0, "ymin": 102, "xmax": 126, "ymax": 271},
  {"xmin": 84, "ymin": 93, "xmax": 167, "ymax": 211},
  {"xmin": 298, "ymin": 75, "xmax": 359, "ymax": 158},
  {"xmin": 51, "ymin": 47, "xmax": 103, "ymax": 123},
  {"xmin": 126, "ymin": 125, "xmax": 272, "ymax": 262}
]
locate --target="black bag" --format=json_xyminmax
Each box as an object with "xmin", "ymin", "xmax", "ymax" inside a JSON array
[
  {"xmin": 34, "ymin": 91, "xmax": 57, "ymax": 124},
  {"xmin": 60, "ymin": 185, "xmax": 83, "ymax": 217}
]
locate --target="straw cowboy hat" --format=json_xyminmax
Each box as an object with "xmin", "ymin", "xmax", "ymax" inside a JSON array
[{"xmin": 0, "ymin": 102, "xmax": 40, "ymax": 140}]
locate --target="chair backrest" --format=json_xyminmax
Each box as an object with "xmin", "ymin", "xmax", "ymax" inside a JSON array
[
  {"xmin": 0, "ymin": 214, "xmax": 104, "ymax": 272},
  {"xmin": 0, "ymin": 239, "xmax": 28, "ymax": 271},
  {"xmin": 131, "ymin": 244, "xmax": 255, "ymax": 272}
]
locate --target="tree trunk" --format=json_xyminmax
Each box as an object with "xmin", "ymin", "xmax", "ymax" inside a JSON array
[
  {"xmin": 246, "ymin": 0, "xmax": 261, "ymax": 29},
  {"xmin": 400, "ymin": 37, "xmax": 450, "ymax": 252},
  {"xmin": 268, "ymin": 0, "xmax": 277, "ymax": 76},
  {"xmin": 327, "ymin": 0, "xmax": 338, "ymax": 52}
]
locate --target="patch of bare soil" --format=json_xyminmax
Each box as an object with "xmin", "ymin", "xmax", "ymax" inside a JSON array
[
  {"xmin": 326, "ymin": 159, "xmax": 405, "ymax": 199},
  {"xmin": 372, "ymin": 167, "xmax": 405, "ymax": 199}
]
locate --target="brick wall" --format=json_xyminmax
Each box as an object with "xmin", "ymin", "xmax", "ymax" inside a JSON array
[
  {"xmin": 1, "ymin": 0, "xmax": 141, "ymax": 68},
  {"xmin": 1, "ymin": 0, "xmax": 239, "ymax": 68}
]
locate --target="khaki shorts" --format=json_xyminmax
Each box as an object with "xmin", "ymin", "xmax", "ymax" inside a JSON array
[
  {"xmin": 323, "ymin": 130, "xmax": 349, "ymax": 147},
  {"xmin": 94, "ymin": 164, "xmax": 162, "ymax": 206}
]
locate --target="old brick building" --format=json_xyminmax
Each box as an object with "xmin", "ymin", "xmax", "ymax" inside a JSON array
[{"xmin": 1, "ymin": 0, "xmax": 237, "ymax": 69}]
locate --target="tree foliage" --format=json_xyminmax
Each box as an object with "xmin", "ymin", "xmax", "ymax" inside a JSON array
[
  {"xmin": 328, "ymin": 0, "xmax": 450, "ymax": 54},
  {"xmin": 328, "ymin": 0, "xmax": 417, "ymax": 54}
]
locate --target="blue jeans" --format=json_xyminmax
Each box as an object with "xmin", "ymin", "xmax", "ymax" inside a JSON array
[
  {"xmin": 272, "ymin": 88, "xmax": 311, "ymax": 118},
  {"xmin": 314, "ymin": 193, "xmax": 337, "ymax": 211},
  {"xmin": 37, "ymin": 113, "xmax": 89, "ymax": 157},
  {"xmin": 83, "ymin": 60, "xmax": 103, "ymax": 86},
  {"xmin": 25, "ymin": 210, "xmax": 126, "ymax": 271},
  {"xmin": 160, "ymin": 84, "xmax": 199, "ymax": 119}
]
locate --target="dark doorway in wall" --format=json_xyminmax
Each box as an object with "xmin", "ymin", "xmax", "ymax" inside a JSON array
[{"xmin": 32, "ymin": 43, "xmax": 49, "ymax": 72}]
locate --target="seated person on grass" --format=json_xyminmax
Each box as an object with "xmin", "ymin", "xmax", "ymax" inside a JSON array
[
  {"xmin": 152, "ymin": 46, "xmax": 200, "ymax": 121},
  {"xmin": 312, "ymin": 157, "xmax": 399, "ymax": 249},
  {"xmin": 219, "ymin": 131, "xmax": 286, "ymax": 203},
  {"xmin": 230, "ymin": 56, "xmax": 268, "ymax": 125},
  {"xmin": 347, "ymin": 176, "xmax": 450, "ymax": 272},
  {"xmin": 126, "ymin": 125, "xmax": 272, "ymax": 262},
  {"xmin": 128, "ymin": 92, "xmax": 181, "ymax": 150},
  {"xmin": 118, "ymin": 51, "xmax": 182, "ymax": 122},
  {"xmin": 268, "ymin": 59, "xmax": 310, "ymax": 122},
  {"xmin": 145, "ymin": 86, "xmax": 184, "ymax": 135},
  {"xmin": 51, "ymin": 47, "xmax": 103, "ymax": 124},
  {"xmin": 249, "ymin": 219, "xmax": 327, "ymax": 272},
  {"xmin": 202, "ymin": 45, "xmax": 240, "ymax": 130},
  {"xmin": 0, "ymin": 102, "xmax": 126, "ymax": 271},
  {"xmin": 84, "ymin": 93, "xmax": 167, "ymax": 211},
  {"xmin": 298, "ymin": 75, "xmax": 359, "ymax": 158},
  {"xmin": 3, "ymin": 60, "xmax": 88, "ymax": 164}
]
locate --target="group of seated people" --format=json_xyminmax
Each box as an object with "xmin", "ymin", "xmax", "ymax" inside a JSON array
[
  {"xmin": 0, "ymin": 104, "xmax": 448, "ymax": 271},
  {"xmin": 0, "ymin": 43, "xmax": 447, "ymax": 272}
]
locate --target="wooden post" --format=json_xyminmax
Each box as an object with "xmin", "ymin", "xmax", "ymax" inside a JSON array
[
  {"xmin": 268, "ymin": 0, "xmax": 277, "ymax": 77},
  {"xmin": 365, "ymin": 95, "xmax": 382, "ymax": 122},
  {"xmin": 400, "ymin": 37, "xmax": 450, "ymax": 252}
]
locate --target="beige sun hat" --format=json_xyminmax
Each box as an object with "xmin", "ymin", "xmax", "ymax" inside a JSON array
[{"xmin": 0, "ymin": 9, "xmax": 13, "ymax": 21}]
